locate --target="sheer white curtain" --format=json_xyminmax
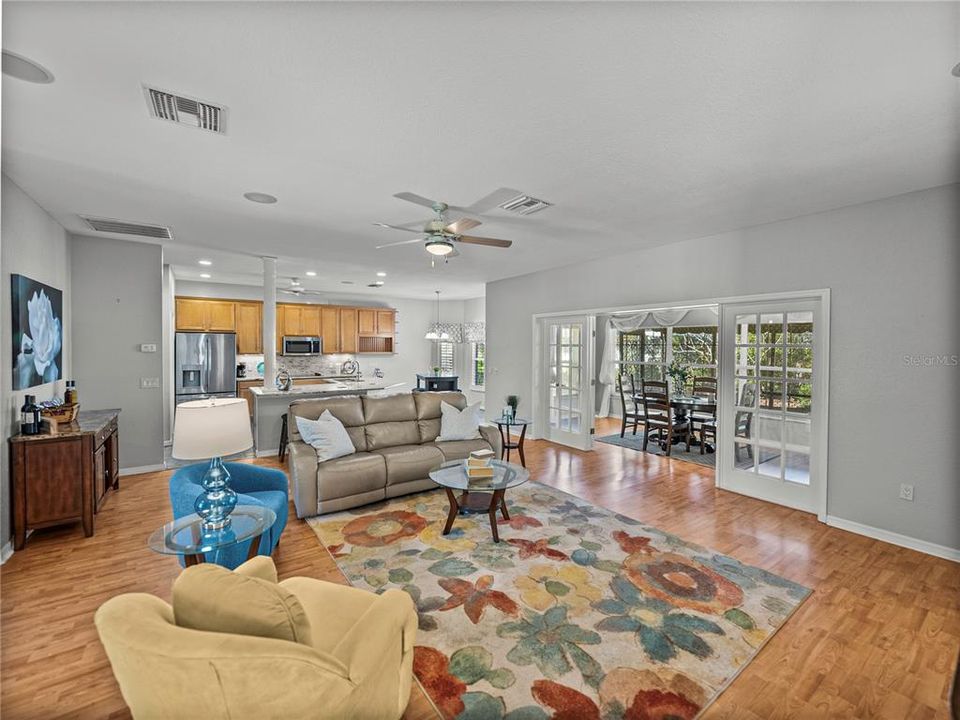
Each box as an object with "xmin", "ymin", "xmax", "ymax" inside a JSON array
[{"xmin": 597, "ymin": 309, "xmax": 690, "ymax": 416}]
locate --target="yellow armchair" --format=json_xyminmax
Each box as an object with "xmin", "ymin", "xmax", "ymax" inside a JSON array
[{"xmin": 95, "ymin": 557, "xmax": 417, "ymax": 720}]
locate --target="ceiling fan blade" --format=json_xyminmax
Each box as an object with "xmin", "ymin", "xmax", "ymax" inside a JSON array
[
  {"xmin": 456, "ymin": 235, "xmax": 513, "ymax": 248},
  {"xmin": 373, "ymin": 222, "xmax": 422, "ymax": 234},
  {"xmin": 393, "ymin": 192, "xmax": 439, "ymax": 209},
  {"xmin": 444, "ymin": 217, "xmax": 481, "ymax": 235},
  {"xmin": 376, "ymin": 237, "xmax": 425, "ymax": 249}
]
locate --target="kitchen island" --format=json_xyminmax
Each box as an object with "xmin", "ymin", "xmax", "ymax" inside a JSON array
[{"xmin": 249, "ymin": 380, "xmax": 403, "ymax": 456}]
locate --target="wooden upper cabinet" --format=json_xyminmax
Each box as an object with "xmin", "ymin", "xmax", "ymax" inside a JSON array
[
  {"xmin": 206, "ymin": 301, "xmax": 237, "ymax": 331},
  {"xmin": 175, "ymin": 298, "xmax": 208, "ymax": 330},
  {"xmin": 321, "ymin": 306, "xmax": 340, "ymax": 354},
  {"xmin": 376, "ymin": 310, "xmax": 395, "ymax": 335},
  {"xmin": 176, "ymin": 298, "xmax": 236, "ymax": 332},
  {"xmin": 235, "ymin": 302, "xmax": 262, "ymax": 354},
  {"xmin": 340, "ymin": 308, "xmax": 358, "ymax": 354},
  {"xmin": 281, "ymin": 304, "xmax": 303, "ymax": 337},
  {"xmin": 357, "ymin": 308, "xmax": 377, "ymax": 336},
  {"xmin": 300, "ymin": 306, "xmax": 321, "ymax": 337}
]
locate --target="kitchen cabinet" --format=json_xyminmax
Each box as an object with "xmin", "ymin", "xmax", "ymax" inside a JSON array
[
  {"xmin": 237, "ymin": 379, "xmax": 261, "ymax": 417},
  {"xmin": 301, "ymin": 306, "xmax": 321, "ymax": 337},
  {"xmin": 235, "ymin": 302, "xmax": 262, "ymax": 354},
  {"xmin": 321, "ymin": 306, "xmax": 340, "ymax": 353},
  {"xmin": 357, "ymin": 308, "xmax": 377, "ymax": 335},
  {"xmin": 176, "ymin": 298, "xmax": 237, "ymax": 332},
  {"xmin": 340, "ymin": 308, "xmax": 358, "ymax": 354},
  {"xmin": 376, "ymin": 310, "xmax": 395, "ymax": 335},
  {"xmin": 9, "ymin": 410, "xmax": 120, "ymax": 549}
]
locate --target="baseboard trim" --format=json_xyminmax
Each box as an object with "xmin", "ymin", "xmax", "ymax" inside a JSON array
[
  {"xmin": 1, "ymin": 541, "xmax": 13, "ymax": 565},
  {"xmin": 256, "ymin": 449, "xmax": 279, "ymax": 459},
  {"xmin": 119, "ymin": 463, "xmax": 165, "ymax": 477},
  {"xmin": 825, "ymin": 515, "xmax": 960, "ymax": 563}
]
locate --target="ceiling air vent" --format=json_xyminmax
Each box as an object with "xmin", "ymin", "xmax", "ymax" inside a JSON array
[
  {"xmin": 81, "ymin": 216, "xmax": 173, "ymax": 240},
  {"xmin": 143, "ymin": 86, "xmax": 225, "ymax": 134},
  {"xmin": 498, "ymin": 194, "xmax": 553, "ymax": 216}
]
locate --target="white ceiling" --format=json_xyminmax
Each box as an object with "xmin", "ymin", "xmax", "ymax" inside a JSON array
[{"xmin": 3, "ymin": 2, "xmax": 958, "ymax": 300}]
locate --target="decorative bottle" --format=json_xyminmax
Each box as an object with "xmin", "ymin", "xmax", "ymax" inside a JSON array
[
  {"xmin": 20, "ymin": 395, "xmax": 40, "ymax": 436},
  {"xmin": 64, "ymin": 380, "xmax": 78, "ymax": 405}
]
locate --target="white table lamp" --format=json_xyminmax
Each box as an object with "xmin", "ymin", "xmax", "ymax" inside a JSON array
[{"xmin": 172, "ymin": 398, "xmax": 253, "ymax": 530}]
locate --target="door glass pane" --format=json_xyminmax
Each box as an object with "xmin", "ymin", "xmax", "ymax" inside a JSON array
[
  {"xmin": 569, "ymin": 368, "xmax": 580, "ymax": 390},
  {"xmin": 569, "ymin": 413, "xmax": 581, "ymax": 433},
  {"xmin": 571, "ymin": 325, "xmax": 581, "ymax": 344},
  {"xmin": 570, "ymin": 346, "xmax": 580, "ymax": 367},
  {"xmin": 783, "ymin": 451, "xmax": 810, "ymax": 485},
  {"xmin": 759, "ymin": 347, "xmax": 783, "ymax": 377},
  {"xmin": 735, "ymin": 314, "xmax": 757, "ymax": 344},
  {"xmin": 760, "ymin": 314, "xmax": 784, "ymax": 344},
  {"xmin": 734, "ymin": 379, "xmax": 757, "ymax": 410},
  {"xmin": 786, "ymin": 312, "xmax": 814, "ymax": 344},
  {"xmin": 561, "ymin": 325, "xmax": 570, "ymax": 344},
  {"xmin": 734, "ymin": 410, "xmax": 755, "ymax": 441},
  {"xmin": 734, "ymin": 441, "xmax": 755, "ymax": 471},
  {"xmin": 549, "ymin": 324, "xmax": 558, "ymax": 344},
  {"xmin": 759, "ymin": 381, "xmax": 783, "ymax": 411},
  {"xmin": 786, "ymin": 382, "xmax": 812, "ymax": 414},
  {"xmin": 560, "ymin": 346, "xmax": 571, "ymax": 363},
  {"xmin": 757, "ymin": 415, "xmax": 782, "ymax": 444},
  {"xmin": 757, "ymin": 448, "xmax": 782, "ymax": 478},
  {"xmin": 549, "ymin": 408, "xmax": 558, "ymax": 427}
]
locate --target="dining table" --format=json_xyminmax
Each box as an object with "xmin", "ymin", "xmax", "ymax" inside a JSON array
[{"xmin": 633, "ymin": 393, "xmax": 717, "ymax": 451}]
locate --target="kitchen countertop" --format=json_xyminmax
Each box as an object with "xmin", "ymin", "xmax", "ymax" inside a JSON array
[
  {"xmin": 238, "ymin": 374, "xmax": 361, "ymax": 382},
  {"xmin": 249, "ymin": 380, "xmax": 396, "ymax": 397}
]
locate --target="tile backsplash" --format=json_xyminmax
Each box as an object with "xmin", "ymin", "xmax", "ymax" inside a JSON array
[{"xmin": 236, "ymin": 353, "xmax": 360, "ymax": 377}]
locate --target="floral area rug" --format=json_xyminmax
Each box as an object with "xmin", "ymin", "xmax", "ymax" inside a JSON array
[{"xmin": 307, "ymin": 482, "xmax": 809, "ymax": 720}]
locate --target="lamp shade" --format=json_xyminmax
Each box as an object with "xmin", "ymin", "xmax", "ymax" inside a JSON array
[{"xmin": 172, "ymin": 398, "xmax": 253, "ymax": 460}]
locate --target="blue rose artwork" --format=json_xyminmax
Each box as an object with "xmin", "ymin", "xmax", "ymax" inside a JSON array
[{"xmin": 11, "ymin": 274, "xmax": 63, "ymax": 390}]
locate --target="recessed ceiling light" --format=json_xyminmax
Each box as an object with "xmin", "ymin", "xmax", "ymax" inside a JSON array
[
  {"xmin": 199, "ymin": 273, "xmax": 211, "ymax": 279},
  {"xmin": 198, "ymin": 259, "xmax": 212, "ymax": 266},
  {"xmin": 243, "ymin": 192, "xmax": 277, "ymax": 204},
  {"xmin": 341, "ymin": 280, "xmax": 354, "ymax": 285},
  {"xmin": 376, "ymin": 271, "xmax": 387, "ymax": 277},
  {"xmin": 2, "ymin": 50, "xmax": 54, "ymax": 84},
  {"xmin": 375, "ymin": 280, "xmax": 385, "ymax": 286},
  {"xmin": 305, "ymin": 271, "xmax": 317, "ymax": 277}
]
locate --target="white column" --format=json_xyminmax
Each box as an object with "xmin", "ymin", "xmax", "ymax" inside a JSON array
[{"xmin": 262, "ymin": 256, "xmax": 277, "ymax": 387}]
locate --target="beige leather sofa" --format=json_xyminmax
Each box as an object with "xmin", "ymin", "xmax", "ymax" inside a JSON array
[
  {"xmin": 95, "ymin": 556, "xmax": 417, "ymax": 720},
  {"xmin": 288, "ymin": 391, "xmax": 501, "ymax": 518}
]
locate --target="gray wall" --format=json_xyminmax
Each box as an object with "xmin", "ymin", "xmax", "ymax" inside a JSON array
[
  {"xmin": 486, "ymin": 184, "xmax": 959, "ymax": 552},
  {"xmin": 0, "ymin": 175, "xmax": 72, "ymax": 552},
  {"xmin": 71, "ymin": 235, "xmax": 164, "ymax": 470}
]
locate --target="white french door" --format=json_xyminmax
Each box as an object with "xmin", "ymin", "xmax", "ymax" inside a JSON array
[
  {"xmin": 718, "ymin": 299, "xmax": 826, "ymax": 516},
  {"xmin": 538, "ymin": 316, "xmax": 595, "ymax": 451}
]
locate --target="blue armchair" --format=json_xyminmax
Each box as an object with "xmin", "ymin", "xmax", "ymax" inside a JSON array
[{"xmin": 169, "ymin": 463, "xmax": 289, "ymax": 569}]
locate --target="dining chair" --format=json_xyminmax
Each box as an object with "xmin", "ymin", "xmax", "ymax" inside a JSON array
[
  {"xmin": 690, "ymin": 376, "xmax": 718, "ymax": 450},
  {"xmin": 640, "ymin": 379, "xmax": 690, "ymax": 455},
  {"xmin": 734, "ymin": 382, "xmax": 756, "ymax": 461},
  {"xmin": 617, "ymin": 373, "xmax": 641, "ymax": 438}
]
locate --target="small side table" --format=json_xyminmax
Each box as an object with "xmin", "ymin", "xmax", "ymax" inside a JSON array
[
  {"xmin": 495, "ymin": 417, "xmax": 530, "ymax": 467},
  {"xmin": 148, "ymin": 505, "xmax": 277, "ymax": 567}
]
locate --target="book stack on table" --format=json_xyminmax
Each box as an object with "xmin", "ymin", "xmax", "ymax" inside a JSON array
[{"xmin": 466, "ymin": 449, "xmax": 495, "ymax": 483}]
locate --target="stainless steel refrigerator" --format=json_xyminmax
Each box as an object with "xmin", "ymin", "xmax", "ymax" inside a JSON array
[{"xmin": 175, "ymin": 332, "xmax": 237, "ymax": 405}]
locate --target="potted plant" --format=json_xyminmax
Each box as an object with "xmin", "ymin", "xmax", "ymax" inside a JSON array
[
  {"xmin": 505, "ymin": 395, "xmax": 520, "ymax": 420},
  {"xmin": 666, "ymin": 361, "xmax": 689, "ymax": 397},
  {"xmin": 432, "ymin": 365, "xmax": 442, "ymax": 376}
]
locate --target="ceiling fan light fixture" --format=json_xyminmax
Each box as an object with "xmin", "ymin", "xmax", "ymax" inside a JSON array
[{"xmin": 425, "ymin": 238, "xmax": 454, "ymax": 256}]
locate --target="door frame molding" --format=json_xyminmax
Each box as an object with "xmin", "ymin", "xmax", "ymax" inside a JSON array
[{"xmin": 530, "ymin": 288, "xmax": 830, "ymax": 519}]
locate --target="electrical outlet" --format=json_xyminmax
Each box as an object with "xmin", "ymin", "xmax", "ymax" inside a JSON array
[
  {"xmin": 140, "ymin": 377, "xmax": 160, "ymax": 389},
  {"xmin": 140, "ymin": 343, "xmax": 157, "ymax": 353},
  {"xmin": 899, "ymin": 484, "xmax": 914, "ymax": 501}
]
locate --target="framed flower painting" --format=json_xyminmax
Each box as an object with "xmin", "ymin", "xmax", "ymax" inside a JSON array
[{"xmin": 11, "ymin": 273, "xmax": 63, "ymax": 390}]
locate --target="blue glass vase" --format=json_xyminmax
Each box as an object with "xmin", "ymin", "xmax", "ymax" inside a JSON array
[{"xmin": 194, "ymin": 457, "xmax": 238, "ymax": 531}]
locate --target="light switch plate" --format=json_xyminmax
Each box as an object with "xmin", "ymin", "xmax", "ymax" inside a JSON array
[
  {"xmin": 140, "ymin": 343, "xmax": 158, "ymax": 353},
  {"xmin": 140, "ymin": 377, "xmax": 160, "ymax": 389}
]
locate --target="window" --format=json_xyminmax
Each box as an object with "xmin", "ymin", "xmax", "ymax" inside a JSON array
[
  {"xmin": 616, "ymin": 324, "xmax": 717, "ymax": 391},
  {"xmin": 438, "ymin": 342, "xmax": 456, "ymax": 375},
  {"xmin": 471, "ymin": 342, "xmax": 485, "ymax": 389}
]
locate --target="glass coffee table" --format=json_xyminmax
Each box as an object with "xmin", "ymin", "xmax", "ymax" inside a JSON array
[
  {"xmin": 429, "ymin": 459, "xmax": 529, "ymax": 543},
  {"xmin": 148, "ymin": 505, "xmax": 277, "ymax": 566}
]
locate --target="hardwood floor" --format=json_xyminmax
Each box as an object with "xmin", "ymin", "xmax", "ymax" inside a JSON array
[{"xmin": 2, "ymin": 417, "xmax": 958, "ymax": 719}]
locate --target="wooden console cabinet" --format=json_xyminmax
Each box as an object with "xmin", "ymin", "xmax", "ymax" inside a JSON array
[{"xmin": 9, "ymin": 409, "xmax": 120, "ymax": 550}]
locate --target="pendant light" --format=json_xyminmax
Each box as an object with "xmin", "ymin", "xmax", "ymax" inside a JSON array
[{"xmin": 425, "ymin": 290, "xmax": 450, "ymax": 341}]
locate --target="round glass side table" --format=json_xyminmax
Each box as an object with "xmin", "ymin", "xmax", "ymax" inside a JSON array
[
  {"xmin": 494, "ymin": 417, "xmax": 530, "ymax": 467},
  {"xmin": 429, "ymin": 459, "xmax": 529, "ymax": 543},
  {"xmin": 148, "ymin": 505, "xmax": 277, "ymax": 566}
]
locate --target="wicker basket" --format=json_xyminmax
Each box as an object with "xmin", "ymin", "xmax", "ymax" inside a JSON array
[{"xmin": 40, "ymin": 403, "xmax": 80, "ymax": 423}]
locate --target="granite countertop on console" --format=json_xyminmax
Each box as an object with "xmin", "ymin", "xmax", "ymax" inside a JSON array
[{"xmin": 10, "ymin": 408, "xmax": 121, "ymax": 442}]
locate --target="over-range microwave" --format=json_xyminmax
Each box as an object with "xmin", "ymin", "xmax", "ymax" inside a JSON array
[{"xmin": 282, "ymin": 336, "xmax": 322, "ymax": 356}]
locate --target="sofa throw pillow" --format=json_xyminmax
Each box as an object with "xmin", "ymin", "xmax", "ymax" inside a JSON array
[
  {"xmin": 173, "ymin": 563, "xmax": 313, "ymax": 646},
  {"xmin": 295, "ymin": 410, "xmax": 355, "ymax": 462},
  {"xmin": 438, "ymin": 400, "xmax": 482, "ymax": 442}
]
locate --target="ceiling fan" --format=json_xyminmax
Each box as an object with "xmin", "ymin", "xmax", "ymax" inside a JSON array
[
  {"xmin": 278, "ymin": 277, "xmax": 324, "ymax": 297},
  {"xmin": 374, "ymin": 192, "xmax": 514, "ymax": 259}
]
